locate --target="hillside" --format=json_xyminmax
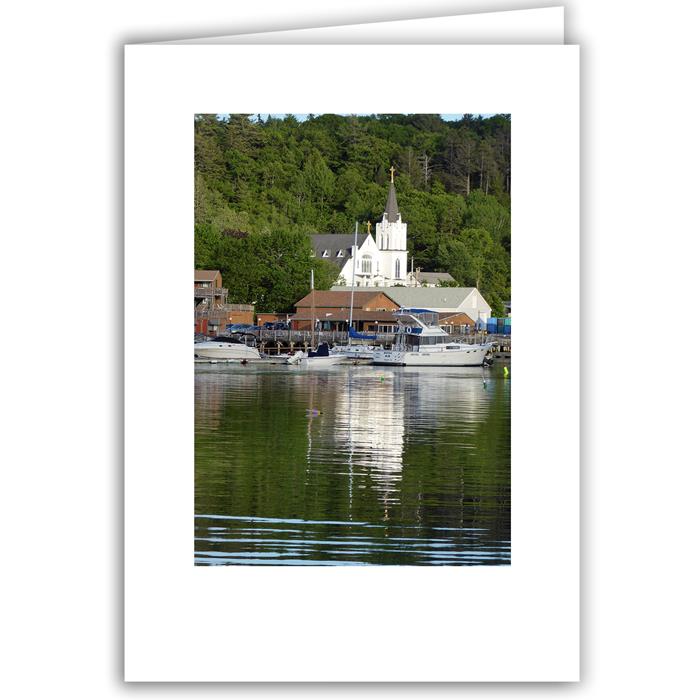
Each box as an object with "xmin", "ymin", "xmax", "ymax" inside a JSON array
[{"xmin": 195, "ymin": 113, "xmax": 511, "ymax": 314}]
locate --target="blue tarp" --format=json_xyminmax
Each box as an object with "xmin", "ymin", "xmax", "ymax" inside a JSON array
[
  {"xmin": 397, "ymin": 307, "xmax": 436, "ymax": 315},
  {"xmin": 349, "ymin": 328, "xmax": 377, "ymax": 340}
]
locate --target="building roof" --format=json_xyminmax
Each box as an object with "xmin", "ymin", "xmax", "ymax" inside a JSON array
[
  {"xmin": 309, "ymin": 233, "xmax": 369, "ymax": 268},
  {"xmin": 291, "ymin": 309, "xmax": 399, "ymax": 322},
  {"xmin": 383, "ymin": 286, "xmax": 478, "ymax": 309},
  {"xmin": 295, "ymin": 290, "xmax": 396, "ymax": 309},
  {"xmin": 438, "ymin": 311, "xmax": 476, "ymax": 324},
  {"xmin": 384, "ymin": 182, "xmax": 399, "ymax": 222},
  {"xmin": 414, "ymin": 271, "xmax": 456, "ymax": 284},
  {"xmin": 332, "ymin": 286, "xmax": 485, "ymax": 311},
  {"xmin": 194, "ymin": 269, "xmax": 221, "ymax": 282}
]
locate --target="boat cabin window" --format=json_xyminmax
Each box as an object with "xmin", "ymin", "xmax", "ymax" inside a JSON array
[
  {"xmin": 213, "ymin": 335, "xmax": 243, "ymax": 343},
  {"xmin": 402, "ymin": 334, "xmax": 448, "ymax": 347}
]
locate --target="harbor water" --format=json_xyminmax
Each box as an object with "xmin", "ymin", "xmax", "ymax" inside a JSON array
[{"xmin": 195, "ymin": 364, "xmax": 510, "ymax": 565}]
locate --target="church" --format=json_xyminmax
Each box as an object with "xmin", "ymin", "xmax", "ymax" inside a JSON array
[{"xmin": 310, "ymin": 167, "xmax": 455, "ymax": 288}]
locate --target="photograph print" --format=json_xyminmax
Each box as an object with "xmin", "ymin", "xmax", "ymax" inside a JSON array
[{"xmin": 194, "ymin": 113, "xmax": 511, "ymax": 565}]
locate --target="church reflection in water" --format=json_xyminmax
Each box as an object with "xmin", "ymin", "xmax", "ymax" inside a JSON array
[
  {"xmin": 196, "ymin": 364, "xmax": 510, "ymax": 565},
  {"xmin": 304, "ymin": 366, "xmax": 495, "ymax": 520},
  {"xmin": 331, "ymin": 369, "xmax": 406, "ymax": 517}
]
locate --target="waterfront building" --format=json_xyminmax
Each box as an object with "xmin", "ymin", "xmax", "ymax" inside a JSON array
[
  {"xmin": 330, "ymin": 285, "xmax": 491, "ymax": 325},
  {"xmin": 290, "ymin": 290, "xmax": 399, "ymax": 333},
  {"xmin": 194, "ymin": 269, "xmax": 254, "ymax": 335}
]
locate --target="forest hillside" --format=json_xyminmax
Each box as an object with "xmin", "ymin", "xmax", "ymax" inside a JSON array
[{"xmin": 195, "ymin": 113, "xmax": 511, "ymax": 314}]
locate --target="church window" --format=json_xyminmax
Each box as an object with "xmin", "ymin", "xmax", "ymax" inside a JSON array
[
  {"xmin": 361, "ymin": 255, "xmax": 372, "ymax": 274},
  {"xmin": 395, "ymin": 259, "xmax": 401, "ymax": 278}
]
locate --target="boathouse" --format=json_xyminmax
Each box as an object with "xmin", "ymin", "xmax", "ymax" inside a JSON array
[{"xmin": 290, "ymin": 290, "xmax": 399, "ymax": 333}]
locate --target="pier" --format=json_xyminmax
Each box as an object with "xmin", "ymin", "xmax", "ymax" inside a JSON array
[{"xmin": 216, "ymin": 329, "xmax": 512, "ymax": 360}]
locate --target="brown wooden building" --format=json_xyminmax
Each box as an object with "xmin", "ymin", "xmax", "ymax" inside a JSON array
[
  {"xmin": 194, "ymin": 269, "xmax": 254, "ymax": 335},
  {"xmin": 290, "ymin": 290, "xmax": 400, "ymax": 332},
  {"xmin": 437, "ymin": 312, "xmax": 476, "ymax": 334}
]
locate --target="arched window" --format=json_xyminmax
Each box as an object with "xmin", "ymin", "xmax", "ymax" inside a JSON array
[
  {"xmin": 395, "ymin": 259, "xmax": 401, "ymax": 279},
  {"xmin": 362, "ymin": 255, "xmax": 372, "ymax": 274}
]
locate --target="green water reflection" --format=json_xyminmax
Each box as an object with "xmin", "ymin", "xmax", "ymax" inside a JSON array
[{"xmin": 195, "ymin": 364, "xmax": 510, "ymax": 565}]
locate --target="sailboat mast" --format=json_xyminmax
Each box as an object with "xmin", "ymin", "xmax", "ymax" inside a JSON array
[
  {"xmin": 348, "ymin": 221, "xmax": 358, "ymax": 344},
  {"xmin": 310, "ymin": 268, "xmax": 315, "ymax": 348}
]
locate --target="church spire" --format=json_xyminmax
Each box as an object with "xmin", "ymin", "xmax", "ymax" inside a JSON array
[{"xmin": 384, "ymin": 166, "xmax": 399, "ymax": 223}]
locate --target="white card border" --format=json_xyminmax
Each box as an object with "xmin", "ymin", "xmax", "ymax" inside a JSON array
[{"xmin": 125, "ymin": 44, "xmax": 579, "ymax": 682}]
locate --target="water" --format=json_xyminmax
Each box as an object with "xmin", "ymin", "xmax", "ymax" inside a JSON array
[{"xmin": 195, "ymin": 364, "xmax": 510, "ymax": 565}]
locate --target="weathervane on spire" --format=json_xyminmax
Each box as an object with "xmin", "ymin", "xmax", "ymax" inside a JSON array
[{"xmin": 389, "ymin": 165, "xmax": 395, "ymax": 183}]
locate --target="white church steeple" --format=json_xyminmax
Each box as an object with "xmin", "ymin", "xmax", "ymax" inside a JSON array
[{"xmin": 375, "ymin": 166, "xmax": 408, "ymax": 283}]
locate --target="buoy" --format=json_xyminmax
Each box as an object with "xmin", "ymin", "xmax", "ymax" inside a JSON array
[{"xmin": 503, "ymin": 366, "xmax": 509, "ymax": 377}]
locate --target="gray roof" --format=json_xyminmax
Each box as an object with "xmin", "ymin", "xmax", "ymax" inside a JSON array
[
  {"xmin": 415, "ymin": 271, "xmax": 456, "ymax": 284},
  {"xmin": 383, "ymin": 287, "xmax": 478, "ymax": 310},
  {"xmin": 384, "ymin": 182, "xmax": 399, "ymax": 222},
  {"xmin": 310, "ymin": 233, "xmax": 369, "ymax": 268},
  {"xmin": 333, "ymin": 286, "xmax": 483, "ymax": 311}
]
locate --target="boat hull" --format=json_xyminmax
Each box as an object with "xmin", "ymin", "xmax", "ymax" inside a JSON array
[
  {"xmin": 331, "ymin": 344, "xmax": 381, "ymax": 361},
  {"xmin": 299, "ymin": 355, "xmax": 344, "ymax": 368},
  {"xmin": 194, "ymin": 342, "xmax": 260, "ymax": 360},
  {"xmin": 372, "ymin": 344, "xmax": 491, "ymax": 367}
]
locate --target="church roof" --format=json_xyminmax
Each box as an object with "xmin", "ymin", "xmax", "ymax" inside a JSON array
[
  {"xmin": 310, "ymin": 233, "xmax": 369, "ymax": 268},
  {"xmin": 384, "ymin": 182, "xmax": 399, "ymax": 222}
]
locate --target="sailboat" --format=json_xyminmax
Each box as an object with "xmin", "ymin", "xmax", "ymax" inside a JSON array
[{"xmin": 287, "ymin": 268, "xmax": 343, "ymax": 368}]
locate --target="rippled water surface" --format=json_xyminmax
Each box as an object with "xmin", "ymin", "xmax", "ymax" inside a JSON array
[{"xmin": 195, "ymin": 364, "xmax": 510, "ymax": 565}]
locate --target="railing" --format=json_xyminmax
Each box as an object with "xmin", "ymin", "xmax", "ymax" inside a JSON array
[
  {"xmin": 194, "ymin": 286, "xmax": 228, "ymax": 298},
  {"xmin": 195, "ymin": 303, "xmax": 255, "ymax": 319}
]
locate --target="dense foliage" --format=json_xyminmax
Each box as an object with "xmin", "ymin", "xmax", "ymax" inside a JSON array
[{"xmin": 195, "ymin": 113, "xmax": 511, "ymax": 314}]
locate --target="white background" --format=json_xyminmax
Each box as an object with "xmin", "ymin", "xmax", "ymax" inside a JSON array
[{"xmin": 2, "ymin": 0, "xmax": 699, "ymax": 697}]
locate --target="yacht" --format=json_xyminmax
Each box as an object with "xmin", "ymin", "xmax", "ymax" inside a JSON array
[
  {"xmin": 371, "ymin": 309, "xmax": 492, "ymax": 367},
  {"xmin": 194, "ymin": 334, "xmax": 261, "ymax": 361}
]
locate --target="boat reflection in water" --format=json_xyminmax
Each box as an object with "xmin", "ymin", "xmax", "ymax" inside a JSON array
[{"xmin": 195, "ymin": 364, "xmax": 510, "ymax": 565}]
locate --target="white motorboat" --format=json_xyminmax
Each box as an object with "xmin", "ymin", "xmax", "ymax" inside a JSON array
[
  {"xmin": 194, "ymin": 334, "xmax": 261, "ymax": 361},
  {"xmin": 301, "ymin": 354, "xmax": 344, "ymax": 368},
  {"xmin": 287, "ymin": 342, "xmax": 344, "ymax": 368},
  {"xmin": 371, "ymin": 308, "xmax": 492, "ymax": 367}
]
